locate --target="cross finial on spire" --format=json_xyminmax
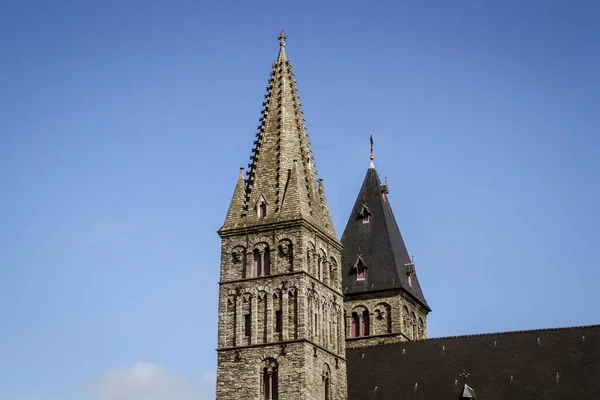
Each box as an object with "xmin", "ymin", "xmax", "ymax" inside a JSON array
[
  {"xmin": 369, "ymin": 132, "xmax": 375, "ymax": 168},
  {"xmin": 278, "ymin": 31, "xmax": 288, "ymax": 48}
]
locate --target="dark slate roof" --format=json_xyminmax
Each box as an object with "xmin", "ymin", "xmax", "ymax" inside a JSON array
[
  {"xmin": 346, "ymin": 324, "xmax": 600, "ymax": 399},
  {"xmin": 340, "ymin": 167, "xmax": 429, "ymax": 309}
]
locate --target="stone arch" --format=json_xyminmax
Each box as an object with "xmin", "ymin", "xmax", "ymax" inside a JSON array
[
  {"xmin": 351, "ymin": 304, "xmax": 368, "ymax": 314},
  {"xmin": 277, "ymin": 238, "xmax": 294, "ymax": 272},
  {"xmin": 307, "ymin": 242, "xmax": 316, "ymax": 276},
  {"xmin": 241, "ymin": 292, "xmax": 253, "ymax": 345},
  {"xmin": 287, "ymin": 286, "xmax": 298, "ymax": 339},
  {"xmin": 273, "ymin": 290, "xmax": 282, "ymax": 341},
  {"xmin": 372, "ymin": 302, "xmax": 392, "ymax": 335},
  {"xmin": 252, "ymin": 242, "xmax": 271, "ymax": 277},
  {"xmin": 402, "ymin": 305, "xmax": 411, "ymax": 338},
  {"xmin": 350, "ymin": 305, "xmax": 369, "ymax": 338},
  {"xmin": 260, "ymin": 357, "xmax": 279, "ymax": 400},
  {"xmin": 311, "ymin": 292, "xmax": 321, "ymax": 341},
  {"xmin": 323, "ymin": 363, "xmax": 332, "ymax": 400},
  {"xmin": 257, "ymin": 290, "xmax": 268, "ymax": 343},
  {"xmin": 317, "ymin": 248, "xmax": 327, "ymax": 282},
  {"xmin": 226, "ymin": 295, "xmax": 236, "ymax": 346},
  {"xmin": 328, "ymin": 257, "xmax": 338, "ymax": 287},
  {"xmin": 418, "ymin": 317, "xmax": 425, "ymax": 339}
]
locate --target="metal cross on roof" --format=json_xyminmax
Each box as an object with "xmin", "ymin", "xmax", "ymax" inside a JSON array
[
  {"xmin": 278, "ymin": 31, "xmax": 288, "ymax": 47},
  {"xmin": 369, "ymin": 132, "xmax": 375, "ymax": 161}
]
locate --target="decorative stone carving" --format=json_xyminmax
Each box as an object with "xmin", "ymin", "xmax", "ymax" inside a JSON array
[
  {"xmin": 232, "ymin": 247, "xmax": 245, "ymax": 262},
  {"xmin": 279, "ymin": 241, "xmax": 291, "ymax": 256}
]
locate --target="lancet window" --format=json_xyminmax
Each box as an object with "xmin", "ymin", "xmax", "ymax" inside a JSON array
[{"xmin": 262, "ymin": 358, "xmax": 278, "ymax": 400}]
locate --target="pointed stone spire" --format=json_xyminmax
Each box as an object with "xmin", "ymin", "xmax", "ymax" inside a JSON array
[
  {"xmin": 223, "ymin": 168, "xmax": 247, "ymax": 228},
  {"xmin": 220, "ymin": 32, "xmax": 335, "ymax": 235},
  {"xmin": 277, "ymin": 30, "xmax": 288, "ymax": 61}
]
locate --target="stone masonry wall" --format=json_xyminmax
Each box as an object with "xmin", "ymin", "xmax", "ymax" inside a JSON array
[
  {"xmin": 343, "ymin": 291, "xmax": 428, "ymax": 349},
  {"xmin": 216, "ymin": 341, "xmax": 347, "ymax": 400},
  {"xmin": 217, "ymin": 223, "xmax": 347, "ymax": 399}
]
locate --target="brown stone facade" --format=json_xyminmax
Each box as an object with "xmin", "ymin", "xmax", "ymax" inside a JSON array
[
  {"xmin": 216, "ymin": 342, "xmax": 347, "ymax": 400},
  {"xmin": 216, "ymin": 222, "xmax": 347, "ymax": 399},
  {"xmin": 343, "ymin": 290, "xmax": 428, "ymax": 349}
]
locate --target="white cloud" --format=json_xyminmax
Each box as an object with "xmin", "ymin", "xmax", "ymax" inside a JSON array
[{"xmin": 87, "ymin": 361, "xmax": 215, "ymax": 400}]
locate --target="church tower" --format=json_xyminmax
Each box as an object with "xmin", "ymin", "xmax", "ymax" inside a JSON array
[
  {"xmin": 341, "ymin": 138, "xmax": 430, "ymax": 349},
  {"xmin": 215, "ymin": 33, "xmax": 347, "ymax": 400}
]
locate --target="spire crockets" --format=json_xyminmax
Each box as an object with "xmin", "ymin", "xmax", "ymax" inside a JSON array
[{"xmin": 220, "ymin": 32, "xmax": 335, "ymax": 235}]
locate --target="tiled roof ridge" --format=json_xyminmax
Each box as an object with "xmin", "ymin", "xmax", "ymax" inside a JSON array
[{"xmin": 348, "ymin": 323, "xmax": 600, "ymax": 350}]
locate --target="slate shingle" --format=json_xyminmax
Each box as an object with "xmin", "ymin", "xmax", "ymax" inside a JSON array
[
  {"xmin": 346, "ymin": 324, "xmax": 600, "ymax": 399},
  {"xmin": 341, "ymin": 167, "xmax": 429, "ymax": 310}
]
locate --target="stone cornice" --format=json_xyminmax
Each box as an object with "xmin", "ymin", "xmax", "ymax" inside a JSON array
[
  {"xmin": 219, "ymin": 270, "xmax": 344, "ymax": 297},
  {"xmin": 216, "ymin": 338, "xmax": 347, "ymax": 361},
  {"xmin": 218, "ymin": 218, "xmax": 342, "ymax": 250}
]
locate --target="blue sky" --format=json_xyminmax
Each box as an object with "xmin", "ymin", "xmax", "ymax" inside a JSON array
[{"xmin": 1, "ymin": 0, "xmax": 598, "ymax": 399}]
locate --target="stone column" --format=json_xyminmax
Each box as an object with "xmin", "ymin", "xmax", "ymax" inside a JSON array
[
  {"xmin": 247, "ymin": 252, "xmax": 254, "ymax": 278},
  {"xmin": 259, "ymin": 250, "xmax": 265, "ymax": 276},
  {"xmin": 266, "ymin": 292, "xmax": 273, "ymax": 342},
  {"xmin": 282, "ymin": 290, "xmax": 289, "ymax": 341},
  {"xmin": 236, "ymin": 295, "xmax": 243, "ymax": 346},
  {"xmin": 300, "ymin": 289, "xmax": 308, "ymax": 339},
  {"xmin": 251, "ymin": 295, "xmax": 258, "ymax": 344},
  {"xmin": 338, "ymin": 313, "xmax": 344, "ymax": 355}
]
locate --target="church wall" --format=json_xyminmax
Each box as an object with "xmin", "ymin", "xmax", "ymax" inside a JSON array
[
  {"xmin": 216, "ymin": 341, "xmax": 348, "ymax": 400},
  {"xmin": 343, "ymin": 291, "xmax": 428, "ymax": 349},
  {"xmin": 217, "ymin": 224, "xmax": 347, "ymax": 399},
  {"xmin": 303, "ymin": 341, "xmax": 348, "ymax": 400},
  {"xmin": 216, "ymin": 343, "xmax": 307, "ymax": 400}
]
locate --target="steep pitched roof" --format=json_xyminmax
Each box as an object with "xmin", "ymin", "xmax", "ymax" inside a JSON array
[
  {"xmin": 219, "ymin": 32, "xmax": 335, "ymax": 236},
  {"xmin": 346, "ymin": 324, "xmax": 600, "ymax": 399},
  {"xmin": 340, "ymin": 166, "xmax": 429, "ymax": 309}
]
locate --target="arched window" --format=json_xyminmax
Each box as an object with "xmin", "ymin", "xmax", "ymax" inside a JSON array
[
  {"xmin": 362, "ymin": 310, "xmax": 370, "ymax": 336},
  {"xmin": 323, "ymin": 364, "xmax": 331, "ymax": 400},
  {"xmin": 253, "ymin": 246, "xmax": 271, "ymax": 277},
  {"xmin": 262, "ymin": 358, "xmax": 278, "ymax": 400},
  {"xmin": 354, "ymin": 257, "xmax": 367, "ymax": 281},
  {"xmin": 351, "ymin": 312, "xmax": 360, "ymax": 337},
  {"xmin": 317, "ymin": 256, "xmax": 322, "ymax": 280},
  {"xmin": 264, "ymin": 248, "xmax": 271, "ymax": 275},
  {"xmin": 259, "ymin": 201, "xmax": 267, "ymax": 218},
  {"xmin": 254, "ymin": 249, "xmax": 262, "ymax": 277}
]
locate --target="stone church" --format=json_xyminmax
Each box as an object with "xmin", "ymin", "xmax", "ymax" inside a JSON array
[{"xmin": 214, "ymin": 33, "xmax": 600, "ymax": 399}]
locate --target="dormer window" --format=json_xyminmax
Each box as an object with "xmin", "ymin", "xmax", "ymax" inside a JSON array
[
  {"xmin": 256, "ymin": 196, "xmax": 269, "ymax": 218},
  {"xmin": 357, "ymin": 265, "xmax": 365, "ymax": 280},
  {"xmin": 359, "ymin": 204, "xmax": 371, "ymax": 224},
  {"xmin": 259, "ymin": 201, "xmax": 267, "ymax": 218},
  {"xmin": 354, "ymin": 256, "xmax": 367, "ymax": 281}
]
